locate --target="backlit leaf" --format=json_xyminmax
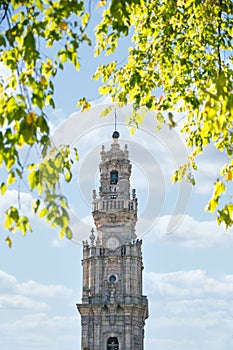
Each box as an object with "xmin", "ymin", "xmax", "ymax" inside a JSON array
[{"xmin": 5, "ymin": 236, "xmax": 12, "ymax": 248}]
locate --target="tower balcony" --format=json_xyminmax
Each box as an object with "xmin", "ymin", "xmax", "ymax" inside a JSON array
[{"xmin": 93, "ymin": 198, "xmax": 137, "ymax": 212}]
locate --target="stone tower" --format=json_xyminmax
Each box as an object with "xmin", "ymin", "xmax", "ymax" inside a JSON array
[{"xmin": 77, "ymin": 131, "xmax": 148, "ymax": 350}]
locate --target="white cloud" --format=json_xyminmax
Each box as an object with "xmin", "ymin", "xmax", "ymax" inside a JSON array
[
  {"xmin": 0, "ymin": 270, "xmax": 48, "ymax": 311},
  {"xmin": 145, "ymin": 269, "xmax": 233, "ymax": 299},
  {"xmin": 0, "ymin": 294, "xmax": 48, "ymax": 311},
  {"xmin": 4, "ymin": 312, "xmax": 77, "ymax": 332},
  {"xmin": 225, "ymin": 274, "xmax": 233, "ymax": 282},
  {"xmin": 0, "ymin": 313, "xmax": 79, "ymax": 350},
  {"xmin": 0, "ymin": 269, "xmax": 17, "ymax": 293},
  {"xmin": 19, "ymin": 280, "xmax": 73, "ymax": 298},
  {"xmin": 144, "ymin": 214, "xmax": 233, "ymax": 248},
  {"xmin": 146, "ymin": 338, "xmax": 194, "ymax": 349},
  {"xmin": 0, "ymin": 269, "xmax": 73, "ymax": 304},
  {"xmin": 144, "ymin": 269, "xmax": 233, "ymax": 350},
  {"xmin": 0, "ymin": 269, "xmax": 79, "ymax": 349},
  {"xmin": 51, "ymin": 108, "xmax": 67, "ymax": 123},
  {"xmin": 51, "ymin": 238, "xmax": 69, "ymax": 248},
  {"xmin": 48, "ymin": 108, "xmax": 69, "ymax": 134}
]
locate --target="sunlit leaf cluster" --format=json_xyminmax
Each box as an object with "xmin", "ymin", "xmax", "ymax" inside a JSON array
[
  {"xmin": 0, "ymin": 0, "xmax": 90, "ymax": 246},
  {"xmin": 28, "ymin": 145, "xmax": 74, "ymax": 240},
  {"xmin": 94, "ymin": 0, "xmax": 233, "ymax": 228}
]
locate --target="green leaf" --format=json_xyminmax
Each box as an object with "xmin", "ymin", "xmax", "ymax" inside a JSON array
[
  {"xmin": 65, "ymin": 170, "xmax": 72, "ymax": 182},
  {"xmin": 5, "ymin": 207, "xmax": 19, "ymax": 229},
  {"xmin": 59, "ymin": 51, "xmax": 68, "ymax": 63},
  {"xmin": 38, "ymin": 207, "xmax": 47, "ymax": 218},
  {"xmin": 74, "ymin": 148, "xmax": 79, "ymax": 161},
  {"xmin": 27, "ymin": 163, "xmax": 37, "ymax": 170},
  {"xmin": 0, "ymin": 0, "xmax": 92, "ymax": 244},
  {"xmin": 5, "ymin": 236, "xmax": 12, "ymax": 248},
  {"xmin": 214, "ymin": 180, "xmax": 226, "ymax": 199},
  {"xmin": 129, "ymin": 127, "xmax": 135, "ymax": 136},
  {"xmin": 23, "ymin": 31, "xmax": 36, "ymax": 61},
  {"xmin": 7, "ymin": 171, "xmax": 16, "ymax": 186},
  {"xmin": 0, "ymin": 183, "xmax": 7, "ymax": 195},
  {"xmin": 28, "ymin": 170, "xmax": 39, "ymax": 190},
  {"xmin": 32, "ymin": 199, "xmax": 40, "ymax": 213},
  {"xmin": 77, "ymin": 97, "xmax": 91, "ymax": 111},
  {"xmin": 65, "ymin": 227, "xmax": 73, "ymax": 239},
  {"xmin": 100, "ymin": 106, "xmax": 113, "ymax": 117},
  {"xmin": 81, "ymin": 12, "xmax": 90, "ymax": 28},
  {"xmin": 5, "ymin": 212, "xmax": 12, "ymax": 230},
  {"xmin": 59, "ymin": 229, "xmax": 66, "ymax": 239}
]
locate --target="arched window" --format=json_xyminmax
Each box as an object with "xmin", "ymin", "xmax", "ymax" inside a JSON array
[
  {"xmin": 107, "ymin": 337, "xmax": 119, "ymax": 350},
  {"xmin": 110, "ymin": 171, "xmax": 118, "ymax": 185}
]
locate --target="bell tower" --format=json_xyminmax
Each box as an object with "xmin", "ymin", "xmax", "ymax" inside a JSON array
[{"xmin": 77, "ymin": 131, "xmax": 148, "ymax": 350}]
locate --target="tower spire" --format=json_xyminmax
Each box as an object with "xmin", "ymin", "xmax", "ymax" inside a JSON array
[
  {"xmin": 112, "ymin": 109, "xmax": 120, "ymax": 140},
  {"xmin": 114, "ymin": 108, "xmax": 117, "ymax": 131}
]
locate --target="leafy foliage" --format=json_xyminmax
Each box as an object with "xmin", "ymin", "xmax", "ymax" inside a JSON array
[
  {"xmin": 28, "ymin": 145, "xmax": 74, "ymax": 240},
  {"xmin": 93, "ymin": 0, "xmax": 233, "ymax": 228},
  {"xmin": 0, "ymin": 0, "xmax": 90, "ymax": 246},
  {"xmin": 1, "ymin": 0, "xmax": 233, "ymax": 247}
]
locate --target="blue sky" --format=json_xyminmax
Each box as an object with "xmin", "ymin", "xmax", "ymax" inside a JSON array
[{"xmin": 1, "ymin": 3, "xmax": 233, "ymax": 350}]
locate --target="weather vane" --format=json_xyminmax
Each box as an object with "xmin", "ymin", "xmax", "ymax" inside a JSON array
[
  {"xmin": 114, "ymin": 108, "xmax": 117, "ymax": 131},
  {"xmin": 112, "ymin": 109, "xmax": 120, "ymax": 139}
]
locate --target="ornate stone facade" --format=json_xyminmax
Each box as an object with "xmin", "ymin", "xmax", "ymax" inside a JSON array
[{"xmin": 77, "ymin": 132, "xmax": 148, "ymax": 350}]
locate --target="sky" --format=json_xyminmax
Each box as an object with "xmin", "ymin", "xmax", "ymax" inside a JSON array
[{"xmin": 1, "ymin": 3, "xmax": 233, "ymax": 350}]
